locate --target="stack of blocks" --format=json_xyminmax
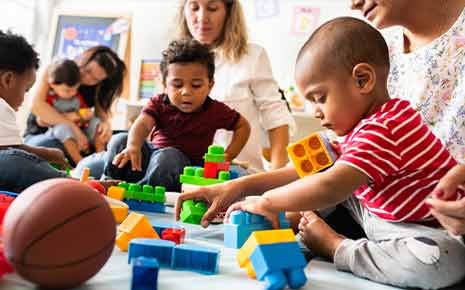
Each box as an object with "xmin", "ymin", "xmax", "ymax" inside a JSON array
[
  {"xmin": 287, "ymin": 132, "xmax": 337, "ymax": 178},
  {"xmin": 131, "ymin": 257, "xmax": 159, "ymax": 290},
  {"xmin": 116, "ymin": 212, "xmax": 160, "ymax": 251},
  {"xmin": 128, "ymin": 238, "xmax": 220, "ymax": 275},
  {"xmin": 224, "ymin": 210, "xmax": 290, "ymax": 249},
  {"xmin": 237, "ymin": 229, "xmax": 307, "ymax": 290},
  {"xmin": 107, "ymin": 182, "xmax": 166, "ymax": 213}
]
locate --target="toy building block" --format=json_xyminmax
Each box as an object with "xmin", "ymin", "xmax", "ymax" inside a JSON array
[
  {"xmin": 180, "ymin": 166, "xmax": 229, "ymax": 186},
  {"xmin": 116, "ymin": 213, "xmax": 160, "ymax": 251},
  {"xmin": 85, "ymin": 180, "xmax": 106, "ymax": 194},
  {"xmin": 111, "ymin": 204, "xmax": 129, "ymax": 223},
  {"xmin": 204, "ymin": 145, "xmax": 226, "ymax": 162},
  {"xmin": 129, "ymin": 238, "xmax": 176, "ymax": 267},
  {"xmin": 117, "ymin": 182, "xmax": 166, "ymax": 213},
  {"xmin": 224, "ymin": 210, "xmax": 290, "ymax": 249},
  {"xmin": 161, "ymin": 228, "xmax": 186, "ymax": 244},
  {"xmin": 0, "ymin": 192, "xmax": 16, "ymax": 225},
  {"xmin": 179, "ymin": 200, "xmax": 207, "ymax": 225},
  {"xmin": 172, "ymin": 244, "xmax": 220, "ymax": 275},
  {"xmin": 107, "ymin": 186, "xmax": 125, "ymax": 201},
  {"xmin": 237, "ymin": 229, "xmax": 307, "ymax": 290},
  {"xmin": 151, "ymin": 222, "xmax": 178, "ymax": 236},
  {"xmin": 125, "ymin": 199, "xmax": 166, "ymax": 213},
  {"xmin": 0, "ymin": 242, "xmax": 13, "ymax": 277},
  {"xmin": 131, "ymin": 257, "xmax": 159, "ymax": 290},
  {"xmin": 287, "ymin": 132, "xmax": 337, "ymax": 178},
  {"xmin": 80, "ymin": 167, "xmax": 90, "ymax": 182},
  {"xmin": 204, "ymin": 161, "xmax": 231, "ymax": 179}
]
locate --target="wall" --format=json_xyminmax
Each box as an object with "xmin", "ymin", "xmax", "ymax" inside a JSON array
[{"xmin": 54, "ymin": 0, "xmax": 354, "ymax": 100}]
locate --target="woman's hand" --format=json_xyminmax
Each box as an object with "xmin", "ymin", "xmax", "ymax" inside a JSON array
[
  {"xmin": 112, "ymin": 145, "xmax": 142, "ymax": 171},
  {"xmin": 175, "ymin": 181, "xmax": 243, "ymax": 227},
  {"xmin": 225, "ymin": 195, "xmax": 281, "ymax": 229},
  {"xmin": 96, "ymin": 120, "xmax": 112, "ymax": 144}
]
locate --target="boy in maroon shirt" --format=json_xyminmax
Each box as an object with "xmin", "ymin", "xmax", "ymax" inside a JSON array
[{"xmin": 103, "ymin": 39, "xmax": 250, "ymax": 191}]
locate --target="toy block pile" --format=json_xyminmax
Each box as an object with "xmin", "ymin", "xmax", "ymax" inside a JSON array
[
  {"xmin": 287, "ymin": 132, "xmax": 337, "ymax": 178},
  {"xmin": 128, "ymin": 238, "xmax": 219, "ymax": 275},
  {"xmin": 107, "ymin": 182, "xmax": 166, "ymax": 213},
  {"xmin": 224, "ymin": 210, "xmax": 290, "ymax": 249},
  {"xmin": 180, "ymin": 145, "xmax": 231, "ymax": 187},
  {"xmin": 237, "ymin": 229, "xmax": 307, "ymax": 290}
]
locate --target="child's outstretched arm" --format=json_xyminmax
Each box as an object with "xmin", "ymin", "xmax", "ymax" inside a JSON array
[
  {"xmin": 224, "ymin": 115, "xmax": 250, "ymax": 162},
  {"xmin": 225, "ymin": 163, "xmax": 368, "ymax": 228},
  {"xmin": 112, "ymin": 113, "xmax": 155, "ymax": 171}
]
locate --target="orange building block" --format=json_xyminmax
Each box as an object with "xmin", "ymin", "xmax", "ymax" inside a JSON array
[
  {"xmin": 116, "ymin": 212, "xmax": 159, "ymax": 251},
  {"xmin": 287, "ymin": 132, "xmax": 337, "ymax": 178},
  {"xmin": 107, "ymin": 186, "xmax": 125, "ymax": 201}
]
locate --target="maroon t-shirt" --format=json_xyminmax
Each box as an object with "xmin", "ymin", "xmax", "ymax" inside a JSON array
[{"xmin": 142, "ymin": 94, "xmax": 240, "ymax": 165}]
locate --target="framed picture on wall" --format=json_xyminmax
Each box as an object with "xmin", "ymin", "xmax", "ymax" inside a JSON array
[
  {"xmin": 138, "ymin": 59, "xmax": 163, "ymax": 99},
  {"xmin": 48, "ymin": 10, "xmax": 132, "ymax": 98}
]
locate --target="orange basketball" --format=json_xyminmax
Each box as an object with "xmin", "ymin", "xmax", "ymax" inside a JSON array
[{"xmin": 2, "ymin": 178, "xmax": 116, "ymax": 289}]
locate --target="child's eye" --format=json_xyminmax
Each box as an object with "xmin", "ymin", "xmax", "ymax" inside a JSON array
[
  {"xmin": 315, "ymin": 95, "xmax": 326, "ymax": 103},
  {"xmin": 207, "ymin": 5, "xmax": 218, "ymax": 12}
]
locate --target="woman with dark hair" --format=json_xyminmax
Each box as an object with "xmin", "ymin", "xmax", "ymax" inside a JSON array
[{"xmin": 24, "ymin": 46, "xmax": 126, "ymax": 165}]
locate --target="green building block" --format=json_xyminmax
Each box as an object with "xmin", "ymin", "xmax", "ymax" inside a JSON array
[
  {"xmin": 179, "ymin": 166, "xmax": 227, "ymax": 186},
  {"xmin": 204, "ymin": 145, "xmax": 226, "ymax": 162},
  {"xmin": 118, "ymin": 182, "xmax": 166, "ymax": 203},
  {"xmin": 180, "ymin": 200, "xmax": 208, "ymax": 224}
]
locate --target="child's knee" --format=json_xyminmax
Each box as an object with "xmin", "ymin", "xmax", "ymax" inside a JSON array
[{"xmin": 107, "ymin": 132, "xmax": 128, "ymax": 150}]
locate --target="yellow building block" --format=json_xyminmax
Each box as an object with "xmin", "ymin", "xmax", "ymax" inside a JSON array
[
  {"xmin": 111, "ymin": 204, "xmax": 129, "ymax": 223},
  {"xmin": 116, "ymin": 212, "xmax": 159, "ymax": 251},
  {"xmin": 107, "ymin": 186, "xmax": 125, "ymax": 200},
  {"xmin": 287, "ymin": 132, "xmax": 336, "ymax": 178},
  {"xmin": 237, "ymin": 229, "xmax": 297, "ymax": 278}
]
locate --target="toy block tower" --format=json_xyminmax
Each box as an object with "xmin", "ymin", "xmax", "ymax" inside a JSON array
[
  {"xmin": 237, "ymin": 229, "xmax": 307, "ymax": 290},
  {"xmin": 287, "ymin": 132, "xmax": 337, "ymax": 178},
  {"xmin": 224, "ymin": 210, "xmax": 290, "ymax": 249},
  {"xmin": 112, "ymin": 182, "xmax": 166, "ymax": 213}
]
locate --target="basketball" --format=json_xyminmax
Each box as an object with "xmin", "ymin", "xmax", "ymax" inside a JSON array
[{"xmin": 2, "ymin": 178, "xmax": 116, "ymax": 289}]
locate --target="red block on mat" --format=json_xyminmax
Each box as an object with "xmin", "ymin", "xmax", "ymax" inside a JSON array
[{"xmin": 161, "ymin": 228, "xmax": 186, "ymax": 244}]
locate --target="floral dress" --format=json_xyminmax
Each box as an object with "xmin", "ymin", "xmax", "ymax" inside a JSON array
[{"xmin": 386, "ymin": 9, "xmax": 465, "ymax": 162}]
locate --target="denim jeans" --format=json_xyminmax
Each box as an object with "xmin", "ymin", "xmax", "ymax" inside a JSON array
[
  {"xmin": 73, "ymin": 151, "xmax": 107, "ymax": 179},
  {"xmin": 103, "ymin": 133, "xmax": 191, "ymax": 192},
  {"xmin": 0, "ymin": 147, "xmax": 67, "ymax": 192}
]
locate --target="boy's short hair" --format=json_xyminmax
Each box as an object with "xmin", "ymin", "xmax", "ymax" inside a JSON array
[
  {"xmin": 297, "ymin": 17, "xmax": 389, "ymax": 75},
  {"xmin": 0, "ymin": 30, "xmax": 39, "ymax": 73},
  {"xmin": 160, "ymin": 39, "xmax": 215, "ymax": 82},
  {"xmin": 49, "ymin": 59, "xmax": 80, "ymax": 86}
]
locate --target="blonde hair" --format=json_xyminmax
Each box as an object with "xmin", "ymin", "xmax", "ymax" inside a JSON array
[{"xmin": 176, "ymin": 0, "xmax": 248, "ymax": 63}]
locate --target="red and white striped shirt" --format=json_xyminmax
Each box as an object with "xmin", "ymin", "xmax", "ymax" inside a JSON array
[{"xmin": 338, "ymin": 98, "xmax": 462, "ymax": 222}]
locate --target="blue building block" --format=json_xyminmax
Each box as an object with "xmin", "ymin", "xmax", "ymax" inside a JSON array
[
  {"xmin": 128, "ymin": 238, "xmax": 175, "ymax": 267},
  {"xmin": 249, "ymin": 242, "xmax": 307, "ymax": 290},
  {"xmin": 172, "ymin": 244, "xmax": 220, "ymax": 275},
  {"xmin": 151, "ymin": 222, "xmax": 181, "ymax": 237},
  {"xmin": 131, "ymin": 257, "xmax": 159, "ymax": 290},
  {"xmin": 224, "ymin": 211, "xmax": 290, "ymax": 249},
  {"xmin": 124, "ymin": 199, "xmax": 166, "ymax": 213}
]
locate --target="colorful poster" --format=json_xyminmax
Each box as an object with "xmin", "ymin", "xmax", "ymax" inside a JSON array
[
  {"xmin": 254, "ymin": 0, "xmax": 280, "ymax": 20},
  {"xmin": 57, "ymin": 23, "xmax": 113, "ymax": 60},
  {"xmin": 139, "ymin": 59, "xmax": 163, "ymax": 99},
  {"xmin": 291, "ymin": 6, "xmax": 320, "ymax": 35}
]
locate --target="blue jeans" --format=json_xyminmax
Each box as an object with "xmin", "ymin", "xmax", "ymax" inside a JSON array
[
  {"xmin": 103, "ymin": 133, "xmax": 191, "ymax": 192},
  {"xmin": 74, "ymin": 151, "xmax": 107, "ymax": 179},
  {"xmin": 0, "ymin": 148, "xmax": 67, "ymax": 192}
]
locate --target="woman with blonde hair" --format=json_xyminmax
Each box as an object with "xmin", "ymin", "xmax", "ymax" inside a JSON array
[{"xmin": 177, "ymin": 0, "xmax": 294, "ymax": 173}]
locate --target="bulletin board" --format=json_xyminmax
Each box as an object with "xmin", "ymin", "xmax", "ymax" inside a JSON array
[{"xmin": 48, "ymin": 10, "xmax": 132, "ymax": 99}]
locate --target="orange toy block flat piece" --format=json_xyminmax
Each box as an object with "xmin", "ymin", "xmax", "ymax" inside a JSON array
[
  {"xmin": 116, "ymin": 212, "xmax": 159, "ymax": 251},
  {"xmin": 287, "ymin": 132, "xmax": 337, "ymax": 178}
]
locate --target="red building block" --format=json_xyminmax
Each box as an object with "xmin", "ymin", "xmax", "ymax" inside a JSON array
[
  {"xmin": 161, "ymin": 228, "xmax": 186, "ymax": 245},
  {"xmin": 0, "ymin": 242, "xmax": 14, "ymax": 277},
  {"xmin": 217, "ymin": 161, "xmax": 230, "ymax": 172},
  {"xmin": 204, "ymin": 162, "xmax": 219, "ymax": 179},
  {"xmin": 85, "ymin": 180, "xmax": 106, "ymax": 195},
  {"xmin": 0, "ymin": 194, "xmax": 15, "ymax": 225}
]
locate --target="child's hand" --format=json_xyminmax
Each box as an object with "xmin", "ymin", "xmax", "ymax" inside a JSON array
[
  {"xmin": 225, "ymin": 195, "xmax": 281, "ymax": 229},
  {"xmin": 432, "ymin": 164, "xmax": 465, "ymax": 201},
  {"xmin": 63, "ymin": 112, "xmax": 81, "ymax": 123},
  {"xmin": 45, "ymin": 148, "xmax": 70, "ymax": 170},
  {"xmin": 75, "ymin": 130, "xmax": 89, "ymax": 151},
  {"xmin": 112, "ymin": 146, "xmax": 142, "ymax": 171}
]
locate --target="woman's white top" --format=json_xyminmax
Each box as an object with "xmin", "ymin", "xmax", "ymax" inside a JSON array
[
  {"xmin": 211, "ymin": 43, "xmax": 295, "ymax": 172},
  {"xmin": 0, "ymin": 98, "xmax": 22, "ymax": 146},
  {"xmin": 386, "ymin": 8, "xmax": 465, "ymax": 162}
]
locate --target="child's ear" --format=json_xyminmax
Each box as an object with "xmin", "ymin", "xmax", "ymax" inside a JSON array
[
  {"xmin": 208, "ymin": 79, "xmax": 215, "ymax": 89},
  {"xmin": 352, "ymin": 63, "xmax": 376, "ymax": 94},
  {"xmin": 0, "ymin": 71, "xmax": 15, "ymax": 90}
]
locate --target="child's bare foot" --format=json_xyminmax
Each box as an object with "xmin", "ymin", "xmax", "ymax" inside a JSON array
[{"xmin": 298, "ymin": 211, "xmax": 345, "ymax": 260}]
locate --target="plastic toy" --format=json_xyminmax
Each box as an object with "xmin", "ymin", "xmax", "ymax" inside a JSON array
[
  {"xmin": 287, "ymin": 132, "xmax": 337, "ymax": 178},
  {"xmin": 179, "ymin": 166, "xmax": 230, "ymax": 186},
  {"xmin": 116, "ymin": 212, "xmax": 160, "ymax": 251},
  {"xmin": 128, "ymin": 238, "xmax": 219, "ymax": 275},
  {"xmin": 2, "ymin": 178, "xmax": 115, "ymax": 289},
  {"xmin": 0, "ymin": 242, "xmax": 13, "ymax": 277},
  {"xmin": 224, "ymin": 210, "xmax": 290, "ymax": 249},
  {"xmin": 179, "ymin": 199, "xmax": 207, "ymax": 225},
  {"xmin": 85, "ymin": 180, "xmax": 106, "ymax": 194},
  {"xmin": 80, "ymin": 167, "xmax": 90, "ymax": 182},
  {"xmin": 161, "ymin": 228, "xmax": 186, "ymax": 244},
  {"xmin": 237, "ymin": 229, "xmax": 307, "ymax": 290},
  {"xmin": 0, "ymin": 191, "xmax": 16, "ymax": 225},
  {"xmin": 112, "ymin": 182, "xmax": 166, "ymax": 213},
  {"xmin": 131, "ymin": 257, "xmax": 159, "ymax": 290}
]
